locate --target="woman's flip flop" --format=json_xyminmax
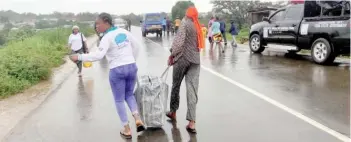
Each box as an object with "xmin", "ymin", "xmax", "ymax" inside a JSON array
[
  {"xmin": 120, "ymin": 132, "xmax": 132, "ymax": 139},
  {"xmin": 186, "ymin": 125, "xmax": 197, "ymax": 134}
]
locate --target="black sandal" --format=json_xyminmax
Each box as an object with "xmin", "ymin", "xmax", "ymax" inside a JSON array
[
  {"xmin": 186, "ymin": 125, "xmax": 197, "ymax": 134},
  {"xmin": 136, "ymin": 124, "xmax": 146, "ymax": 132},
  {"xmin": 120, "ymin": 131, "xmax": 132, "ymax": 139}
]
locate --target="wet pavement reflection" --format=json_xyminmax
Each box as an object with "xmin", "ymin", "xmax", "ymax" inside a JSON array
[{"xmin": 3, "ymin": 27, "xmax": 349, "ymax": 142}]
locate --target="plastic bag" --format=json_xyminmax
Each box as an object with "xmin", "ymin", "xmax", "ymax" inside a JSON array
[{"xmin": 134, "ymin": 67, "xmax": 169, "ymax": 128}]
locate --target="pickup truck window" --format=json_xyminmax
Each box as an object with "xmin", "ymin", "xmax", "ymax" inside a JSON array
[
  {"xmin": 285, "ymin": 5, "xmax": 303, "ymax": 20},
  {"xmin": 270, "ymin": 10, "xmax": 286, "ymax": 21}
]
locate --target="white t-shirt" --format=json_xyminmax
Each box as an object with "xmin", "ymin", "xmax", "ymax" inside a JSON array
[
  {"xmin": 79, "ymin": 27, "xmax": 141, "ymax": 69},
  {"xmin": 68, "ymin": 33, "xmax": 87, "ymax": 51}
]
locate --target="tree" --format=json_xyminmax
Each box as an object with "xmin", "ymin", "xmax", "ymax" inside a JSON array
[
  {"xmin": 0, "ymin": 16, "xmax": 9, "ymax": 23},
  {"xmin": 211, "ymin": 0, "xmax": 287, "ymax": 28},
  {"xmin": 171, "ymin": 1, "xmax": 195, "ymax": 20},
  {"xmin": 120, "ymin": 13, "xmax": 142, "ymax": 26}
]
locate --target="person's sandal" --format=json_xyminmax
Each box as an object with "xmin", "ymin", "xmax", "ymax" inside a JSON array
[
  {"xmin": 166, "ymin": 111, "xmax": 177, "ymax": 121},
  {"xmin": 120, "ymin": 131, "xmax": 132, "ymax": 139},
  {"xmin": 135, "ymin": 120, "xmax": 145, "ymax": 132},
  {"xmin": 186, "ymin": 125, "xmax": 197, "ymax": 134}
]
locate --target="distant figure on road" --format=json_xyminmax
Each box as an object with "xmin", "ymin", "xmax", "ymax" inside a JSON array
[
  {"xmin": 69, "ymin": 12, "xmax": 145, "ymax": 139},
  {"xmin": 229, "ymin": 20, "xmax": 238, "ymax": 47},
  {"xmin": 167, "ymin": 6, "xmax": 204, "ymax": 134},
  {"xmin": 174, "ymin": 17, "xmax": 181, "ymax": 33},
  {"xmin": 207, "ymin": 16, "xmax": 215, "ymax": 47},
  {"xmin": 211, "ymin": 16, "xmax": 224, "ymax": 52},
  {"xmin": 219, "ymin": 17, "xmax": 227, "ymax": 46},
  {"xmin": 127, "ymin": 19, "xmax": 132, "ymax": 31},
  {"xmin": 68, "ymin": 25, "xmax": 88, "ymax": 77},
  {"xmin": 166, "ymin": 17, "xmax": 172, "ymax": 35},
  {"xmin": 201, "ymin": 24, "xmax": 207, "ymax": 42},
  {"xmin": 162, "ymin": 17, "xmax": 167, "ymax": 35}
]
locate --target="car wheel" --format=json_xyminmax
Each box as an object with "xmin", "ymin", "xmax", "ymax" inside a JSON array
[
  {"xmin": 249, "ymin": 34, "xmax": 265, "ymax": 53},
  {"xmin": 159, "ymin": 31, "xmax": 162, "ymax": 37},
  {"xmin": 311, "ymin": 38, "xmax": 335, "ymax": 65}
]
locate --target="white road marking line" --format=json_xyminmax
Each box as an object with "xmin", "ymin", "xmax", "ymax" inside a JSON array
[{"xmin": 143, "ymin": 37, "xmax": 351, "ymax": 142}]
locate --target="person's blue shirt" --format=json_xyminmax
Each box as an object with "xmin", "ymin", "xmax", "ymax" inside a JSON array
[
  {"xmin": 211, "ymin": 21, "xmax": 221, "ymax": 36},
  {"xmin": 219, "ymin": 21, "xmax": 226, "ymax": 33},
  {"xmin": 162, "ymin": 19, "xmax": 167, "ymax": 25},
  {"xmin": 229, "ymin": 23, "xmax": 238, "ymax": 35}
]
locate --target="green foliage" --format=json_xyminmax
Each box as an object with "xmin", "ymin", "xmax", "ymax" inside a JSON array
[
  {"xmin": 120, "ymin": 13, "xmax": 143, "ymax": 26},
  {"xmin": 171, "ymin": 1, "xmax": 195, "ymax": 20},
  {"xmin": 7, "ymin": 28, "xmax": 36, "ymax": 42},
  {"xmin": 0, "ymin": 26, "xmax": 94, "ymax": 99},
  {"xmin": 211, "ymin": 1, "xmax": 287, "ymax": 28},
  {"xmin": 226, "ymin": 26, "xmax": 250, "ymax": 44}
]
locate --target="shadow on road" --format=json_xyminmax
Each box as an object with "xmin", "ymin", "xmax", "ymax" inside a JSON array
[
  {"xmin": 77, "ymin": 78, "xmax": 94, "ymax": 121},
  {"xmin": 137, "ymin": 128, "xmax": 168, "ymax": 142}
]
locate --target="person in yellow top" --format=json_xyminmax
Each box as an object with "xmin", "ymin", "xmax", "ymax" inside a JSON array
[
  {"xmin": 174, "ymin": 17, "xmax": 181, "ymax": 33},
  {"xmin": 201, "ymin": 24, "xmax": 207, "ymax": 39},
  {"xmin": 201, "ymin": 24, "xmax": 207, "ymax": 49}
]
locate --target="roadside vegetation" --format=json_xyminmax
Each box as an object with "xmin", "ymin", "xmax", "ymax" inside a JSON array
[{"xmin": 0, "ymin": 24, "xmax": 95, "ymax": 99}]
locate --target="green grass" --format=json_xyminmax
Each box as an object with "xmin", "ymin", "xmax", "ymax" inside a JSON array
[
  {"xmin": 226, "ymin": 27, "xmax": 249, "ymax": 44},
  {"xmin": 0, "ymin": 26, "xmax": 95, "ymax": 99}
]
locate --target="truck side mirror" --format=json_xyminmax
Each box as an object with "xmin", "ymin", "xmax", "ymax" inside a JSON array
[{"xmin": 262, "ymin": 17, "xmax": 269, "ymax": 22}]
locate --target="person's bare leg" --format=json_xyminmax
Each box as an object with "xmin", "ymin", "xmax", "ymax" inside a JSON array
[
  {"xmin": 185, "ymin": 63, "xmax": 200, "ymax": 133},
  {"xmin": 121, "ymin": 124, "xmax": 132, "ymax": 136}
]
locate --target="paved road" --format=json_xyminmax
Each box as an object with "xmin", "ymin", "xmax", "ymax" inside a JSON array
[{"xmin": 4, "ymin": 27, "xmax": 350, "ymax": 142}]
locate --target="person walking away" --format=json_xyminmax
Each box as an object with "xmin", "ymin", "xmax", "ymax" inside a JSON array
[
  {"xmin": 166, "ymin": 6, "xmax": 204, "ymax": 134},
  {"xmin": 127, "ymin": 19, "xmax": 132, "ymax": 31},
  {"xmin": 68, "ymin": 25, "xmax": 88, "ymax": 77},
  {"xmin": 162, "ymin": 17, "xmax": 167, "ymax": 35},
  {"xmin": 69, "ymin": 13, "xmax": 145, "ymax": 139},
  {"xmin": 201, "ymin": 24, "xmax": 207, "ymax": 43},
  {"xmin": 207, "ymin": 16, "xmax": 215, "ymax": 49},
  {"xmin": 219, "ymin": 17, "xmax": 227, "ymax": 46},
  {"xmin": 166, "ymin": 17, "xmax": 172, "ymax": 35},
  {"xmin": 229, "ymin": 20, "xmax": 238, "ymax": 47},
  {"xmin": 174, "ymin": 17, "xmax": 181, "ymax": 33},
  {"xmin": 211, "ymin": 17, "xmax": 224, "ymax": 53}
]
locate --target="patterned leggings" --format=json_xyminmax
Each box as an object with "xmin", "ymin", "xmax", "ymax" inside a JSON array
[{"xmin": 170, "ymin": 57, "xmax": 200, "ymax": 121}]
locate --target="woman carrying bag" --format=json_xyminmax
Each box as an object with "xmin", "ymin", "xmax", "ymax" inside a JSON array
[{"xmin": 68, "ymin": 25, "xmax": 88, "ymax": 77}]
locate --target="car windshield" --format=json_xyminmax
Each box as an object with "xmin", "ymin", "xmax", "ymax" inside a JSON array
[{"xmin": 146, "ymin": 15, "xmax": 161, "ymax": 22}]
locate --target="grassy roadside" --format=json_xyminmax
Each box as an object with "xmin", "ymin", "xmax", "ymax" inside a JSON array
[{"xmin": 0, "ymin": 27, "xmax": 95, "ymax": 99}]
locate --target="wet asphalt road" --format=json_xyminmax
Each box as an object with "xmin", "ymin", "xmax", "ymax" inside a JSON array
[{"xmin": 3, "ymin": 26, "xmax": 350, "ymax": 142}]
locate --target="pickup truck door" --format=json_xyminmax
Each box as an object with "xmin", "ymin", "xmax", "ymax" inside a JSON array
[
  {"xmin": 278, "ymin": 4, "xmax": 304, "ymax": 45},
  {"xmin": 263, "ymin": 9, "xmax": 286, "ymax": 43}
]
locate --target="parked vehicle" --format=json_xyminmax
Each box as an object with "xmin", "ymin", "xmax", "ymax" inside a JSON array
[
  {"xmin": 140, "ymin": 13, "xmax": 163, "ymax": 37},
  {"xmin": 114, "ymin": 18, "xmax": 127, "ymax": 29},
  {"xmin": 249, "ymin": 0, "xmax": 350, "ymax": 65}
]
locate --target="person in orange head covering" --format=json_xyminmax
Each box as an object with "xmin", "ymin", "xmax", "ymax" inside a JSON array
[{"xmin": 166, "ymin": 6, "xmax": 202, "ymax": 134}]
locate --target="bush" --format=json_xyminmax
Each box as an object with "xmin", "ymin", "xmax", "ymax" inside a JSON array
[{"xmin": 0, "ymin": 26, "xmax": 94, "ymax": 99}]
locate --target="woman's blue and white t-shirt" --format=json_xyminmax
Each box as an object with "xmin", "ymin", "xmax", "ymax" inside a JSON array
[{"xmin": 79, "ymin": 27, "xmax": 142, "ymax": 69}]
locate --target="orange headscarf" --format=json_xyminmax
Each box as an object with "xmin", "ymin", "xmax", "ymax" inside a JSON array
[{"xmin": 186, "ymin": 6, "xmax": 204, "ymax": 49}]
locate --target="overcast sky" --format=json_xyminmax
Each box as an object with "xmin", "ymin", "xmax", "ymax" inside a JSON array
[{"xmin": 0, "ymin": 0, "xmax": 213, "ymax": 15}]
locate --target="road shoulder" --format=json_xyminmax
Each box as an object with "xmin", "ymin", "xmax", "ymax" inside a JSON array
[{"xmin": 0, "ymin": 36, "xmax": 98, "ymax": 141}]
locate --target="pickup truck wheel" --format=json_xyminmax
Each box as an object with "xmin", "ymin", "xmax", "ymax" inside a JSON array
[
  {"xmin": 311, "ymin": 38, "xmax": 335, "ymax": 65},
  {"xmin": 249, "ymin": 34, "xmax": 265, "ymax": 53}
]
